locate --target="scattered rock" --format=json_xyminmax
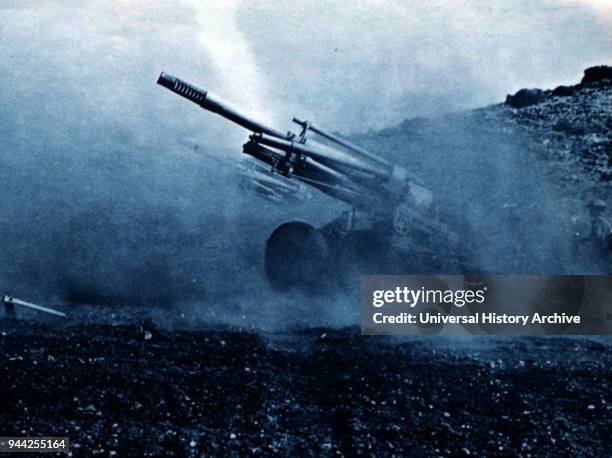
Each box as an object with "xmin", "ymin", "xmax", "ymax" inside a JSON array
[
  {"xmin": 0, "ymin": 321, "xmax": 609, "ymax": 456},
  {"xmin": 581, "ymin": 65, "xmax": 612, "ymax": 85},
  {"xmin": 552, "ymin": 85, "xmax": 574, "ymax": 97},
  {"xmin": 506, "ymin": 88, "xmax": 547, "ymax": 108}
]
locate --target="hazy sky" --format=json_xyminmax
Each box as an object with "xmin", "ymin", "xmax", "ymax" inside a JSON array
[{"xmin": 1, "ymin": 0, "xmax": 610, "ymax": 138}]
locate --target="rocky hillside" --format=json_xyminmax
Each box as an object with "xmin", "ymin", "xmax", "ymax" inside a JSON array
[
  {"xmin": 362, "ymin": 65, "xmax": 611, "ymax": 194},
  {"xmin": 351, "ymin": 65, "xmax": 611, "ymax": 273},
  {"xmin": 501, "ymin": 65, "xmax": 611, "ymax": 186}
]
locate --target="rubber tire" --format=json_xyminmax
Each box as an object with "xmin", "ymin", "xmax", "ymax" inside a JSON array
[{"xmin": 265, "ymin": 222, "xmax": 329, "ymax": 292}]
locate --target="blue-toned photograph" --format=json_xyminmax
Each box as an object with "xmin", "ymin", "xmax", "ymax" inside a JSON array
[{"xmin": 0, "ymin": 1, "xmax": 610, "ymax": 456}]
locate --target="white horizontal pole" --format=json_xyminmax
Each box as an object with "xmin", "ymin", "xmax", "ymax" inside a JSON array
[{"xmin": 3, "ymin": 296, "xmax": 66, "ymax": 317}]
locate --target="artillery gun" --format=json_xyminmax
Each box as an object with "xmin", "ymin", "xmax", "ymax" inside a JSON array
[{"xmin": 157, "ymin": 72, "xmax": 468, "ymax": 291}]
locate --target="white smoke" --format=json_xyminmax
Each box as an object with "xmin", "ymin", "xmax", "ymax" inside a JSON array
[
  {"xmin": 234, "ymin": 0, "xmax": 612, "ymax": 132},
  {"xmin": 185, "ymin": 0, "xmax": 280, "ymax": 132}
]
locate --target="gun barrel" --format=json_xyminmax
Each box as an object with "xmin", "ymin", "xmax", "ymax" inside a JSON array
[
  {"xmin": 157, "ymin": 72, "xmax": 291, "ymax": 140},
  {"xmin": 252, "ymin": 133, "xmax": 390, "ymax": 179},
  {"xmin": 293, "ymin": 117, "xmax": 391, "ymax": 169},
  {"xmin": 158, "ymin": 72, "xmax": 426, "ymax": 210}
]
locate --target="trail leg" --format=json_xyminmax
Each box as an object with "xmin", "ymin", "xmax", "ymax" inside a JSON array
[{"xmin": 3, "ymin": 298, "xmax": 16, "ymax": 319}]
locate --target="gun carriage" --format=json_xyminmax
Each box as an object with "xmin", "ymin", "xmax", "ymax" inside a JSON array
[{"xmin": 157, "ymin": 72, "xmax": 465, "ymax": 291}]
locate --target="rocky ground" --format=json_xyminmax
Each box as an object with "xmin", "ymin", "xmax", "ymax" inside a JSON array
[{"xmin": 0, "ymin": 319, "xmax": 610, "ymax": 457}]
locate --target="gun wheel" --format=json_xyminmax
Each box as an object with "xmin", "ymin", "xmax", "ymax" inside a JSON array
[{"xmin": 265, "ymin": 222, "xmax": 329, "ymax": 292}]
